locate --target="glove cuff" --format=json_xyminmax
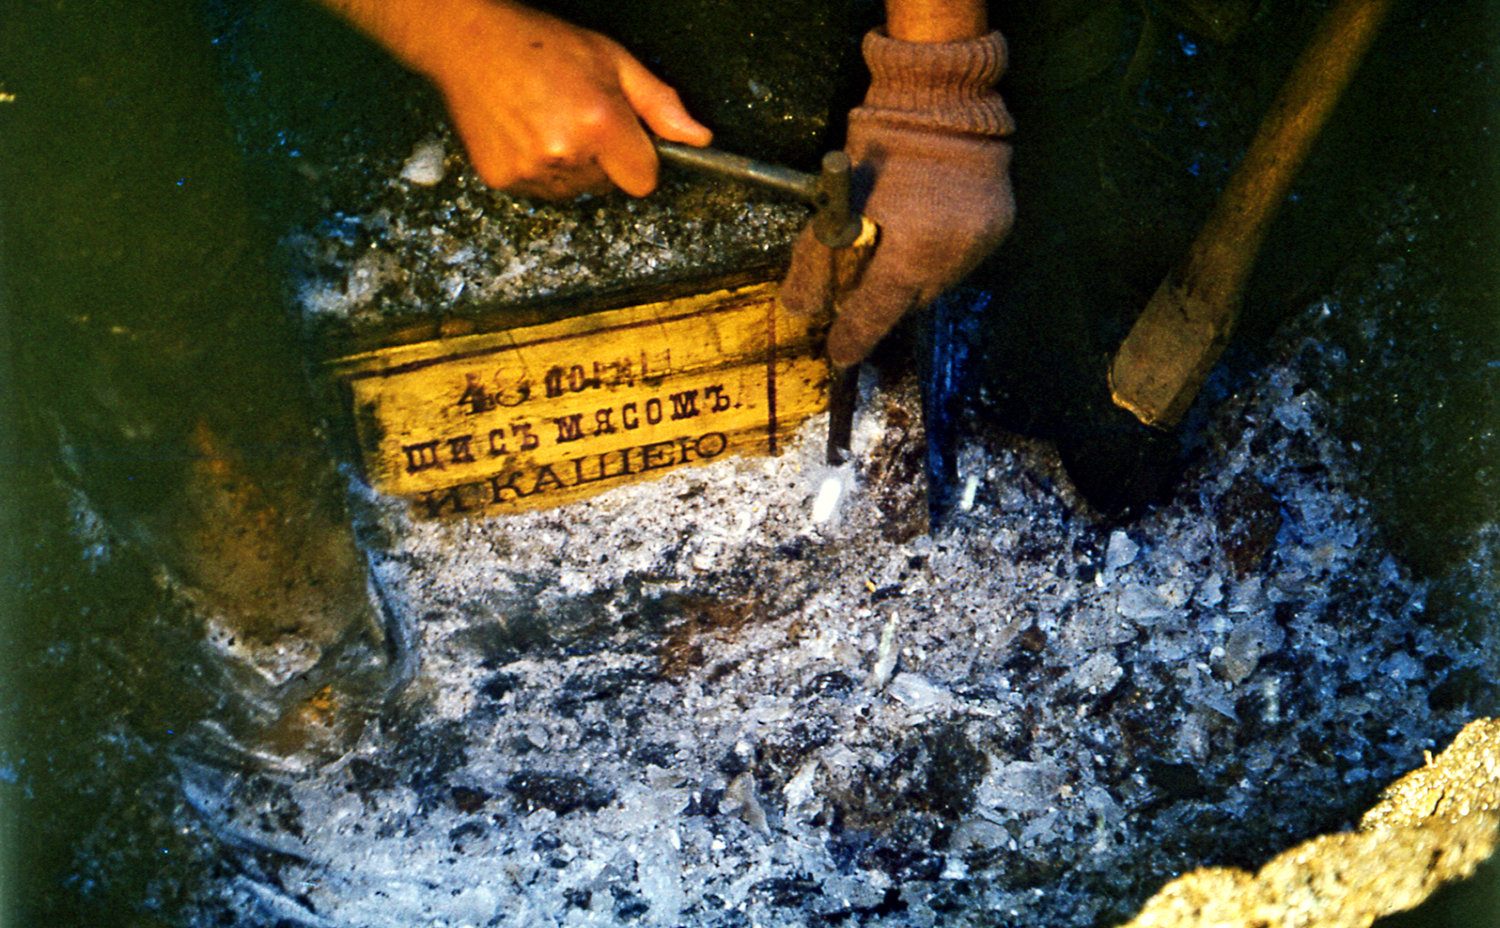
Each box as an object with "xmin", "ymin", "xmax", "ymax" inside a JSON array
[{"xmin": 857, "ymin": 29, "xmax": 1014, "ymax": 138}]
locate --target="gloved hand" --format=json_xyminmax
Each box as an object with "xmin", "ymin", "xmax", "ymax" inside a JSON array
[{"xmin": 780, "ymin": 29, "xmax": 1015, "ymax": 367}]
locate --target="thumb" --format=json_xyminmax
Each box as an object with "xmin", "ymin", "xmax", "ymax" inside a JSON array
[
  {"xmin": 825, "ymin": 267, "xmax": 921, "ymax": 367},
  {"xmin": 613, "ymin": 50, "xmax": 713, "ymax": 146}
]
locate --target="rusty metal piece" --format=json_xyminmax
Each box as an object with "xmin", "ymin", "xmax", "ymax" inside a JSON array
[
  {"xmin": 824, "ymin": 219, "xmax": 880, "ymax": 465},
  {"xmin": 656, "ymin": 141, "xmax": 876, "ymax": 464},
  {"xmin": 1109, "ymin": 0, "xmax": 1394, "ymax": 430},
  {"xmin": 826, "ymin": 364, "xmax": 860, "ymax": 465}
]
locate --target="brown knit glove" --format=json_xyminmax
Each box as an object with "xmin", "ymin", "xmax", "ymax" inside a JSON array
[{"xmin": 780, "ymin": 29, "xmax": 1015, "ymax": 367}]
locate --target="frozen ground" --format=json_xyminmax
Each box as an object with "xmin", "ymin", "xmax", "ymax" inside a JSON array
[
  {"xmin": 178, "ymin": 291, "xmax": 1492, "ymax": 926},
  {"xmin": 283, "ymin": 129, "xmax": 809, "ymax": 345}
]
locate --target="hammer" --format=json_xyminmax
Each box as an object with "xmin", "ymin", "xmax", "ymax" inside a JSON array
[
  {"xmin": 1108, "ymin": 0, "xmax": 1395, "ymax": 430},
  {"xmin": 656, "ymin": 141, "xmax": 877, "ymax": 463}
]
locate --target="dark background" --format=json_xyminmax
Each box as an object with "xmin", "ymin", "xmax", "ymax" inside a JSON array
[{"xmin": 1, "ymin": 0, "xmax": 1494, "ymax": 924}]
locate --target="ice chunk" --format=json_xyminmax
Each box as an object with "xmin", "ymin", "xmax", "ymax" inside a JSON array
[
  {"xmin": 1196, "ymin": 572, "xmax": 1225, "ymax": 607},
  {"xmin": 1070, "ymin": 651, "xmax": 1122, "ymax": 695},
  {"xmin": 721, "ymin": 771, "xmax": 769, "ymax": 834},
  {"xmin": 399, "ymin": 138, "xmax": 447, "ymax": 186},
  {"xmin": 1221, "ymin": 619, "xmax": 1285, "ymax": 685},
  {"xmin": 1105, "ymin": 530, "xmax": 1140, "ymax": 573},
  {"xmin": 782, "ymin": 759, "xmax": 819, "ymax": 815},
  {"xmin": 959, "ymin": 474, "xmax": 980, "ymax": 512},
  {"xmin": 868, "ymin": 611, "xmax": 901, "ymax": 690},
  {"xmin": 1157, "ymin": 576, "xmax": 1195, "ymax": 609},
  {"xmin": 979, "ymin": 760, "xmax": 1066, "ymax": 814},
  {"xmin": 635, "ymin": 832, "xmax": 686, "ymax": 924},
  {"xmin": 1117, "ymin": 584, "xmax": 1171, "ymax": 621},
  {"xmin": 812, "ymin": 472, "xmax": 847, "ymax": 524},
  {"xmin": 1173, "ymin": 712, "xmax": 1211, "ymax": 762},
  {"xmin": 1273, "ymin": 390, "xmax": 1316, "ymax": 433},
  {"xmin": 1081, "ymin": 785, "xmax": 1123, "ymax": 828},
  {"xmin": 888, "ymin": 673, "xmax": 952, "ymax": 712},
  {"xmin": 1376, "ymin": 650, "xmax": 1423, "ymax": 682}
]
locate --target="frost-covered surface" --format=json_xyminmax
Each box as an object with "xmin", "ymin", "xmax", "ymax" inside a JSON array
[
  {"xmin": 285, "ymin": 130, "xmax": 808, "ymax": 338},
  {"xmin": 180, "ymin": 313, "xmax": 1490, "ymax": 927}
]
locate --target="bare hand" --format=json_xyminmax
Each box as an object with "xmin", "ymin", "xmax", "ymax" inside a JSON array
[{"xmin": 378, "ymin": 0, "xmax": 712, "ymax": 199}]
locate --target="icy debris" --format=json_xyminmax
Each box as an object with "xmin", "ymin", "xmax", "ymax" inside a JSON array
[
  {"xmin": 399, "ymin": 138, "xmax": 446, "ymax": 187},
  {"xmin": 1069, "ymin": 651, "xmax": 1123, "ymax": 695},
  {"xmin": 1116, "ymin": 584, "xmax": 1171, "ymax": 621},
  {"xmin": 1105, "ymin": 530, "xmax": 1140, "ymax": 574},
  {"xmin": 1272, "ymin": 388, "xmax": 1317, "ymax": 433},
  {"xmin": 980, "ymin": 760, "xmax": 1067, "ymax": 815},
  {"xmin": 1196, "ymin": 572, "xmax": 1225, "ymax": 608},
  {"xmin": 635, "ymin": 832, "xmax": 686, "ymax": 925},
  {"xmin": 1081, "ymin": 785, "xmax": 1123, "ymax": 827},
  {"xmin": 190, "ymin": 305, "xmax": 1485, "ymax": 928},
  {"xmin": 1157, "ymin": 576, "xmax": 1194, "ymax": 609},
  {"xmin": 1228, "ymin": 576, "xmax": 1268, "ymax": 614},
  {"xmin": 868, "ymin": 611, "xmax": 901, "ymax": 690},
  {"xmin": 721, "ymin": 771, "xmax": 769, "ymax": 835},
  {"xmin": 1377, "ymin": 650, "xmax": 1424, "ymax": 683},
  {"xmin": 811, "ymin": 470, "xmax": 848, "ymax": 524},
  {"xmin": 782, "ymin": 759, "xmax": 820, "ymax": 816},
  {"xmin": 1173, "ymin": 713, "xmax": 1212, "ymax": 763},
  {"xmin": 959, "ymin": 474, "xmax": 980, "ymax": 512},
  {"xmin": 887, "ymin": 673, "xmax": 953, "ymax": 713},
  {"xmin": 1221, "ymin": 618, "xmax": 1285, "ymax": 685},
  {"xmin": 66, "ymin": 487, "xmax": 112, "ymax": 567}
]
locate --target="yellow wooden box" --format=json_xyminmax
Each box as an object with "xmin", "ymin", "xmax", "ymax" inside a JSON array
[{"xmin": 325, "ymin": 280, "xmax": 832, "ymax": 518}]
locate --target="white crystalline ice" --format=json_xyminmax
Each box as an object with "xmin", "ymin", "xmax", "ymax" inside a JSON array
[
  {"xmin": 1116, "ymin": 584, "xmax": 1171, "ymax": 621},
  {"xmin": 1070, "ymin": 651, "xmax": 1122, "ymax": 695},
  {"xmin": 400, "ymin": 138, "xmax": 447, "ymax": 186},
  {"xmin": 812, "ymin": 472, "xmax": 847, "ymax": 524},
  {"xmin": 1377, "ymin": 650, "xmax": 1424, "ymax": 682},
  {"xmin": 888, "ymin": 673, "xmax": 953, "ymax": 712},
  {"xmin": 1105, "ymin": 530, "xmax": 1140, "ymax": 573},
  {"xmin": 635, "ymin": 832, "xmax": 686, "ymax": 925},
  {"xmin": 782, "ymin": 759, "xmax": 820, "ymax": 815},
  {"xmin": 979, "ymin": 760, "xmax": 1067, "ymax": 815}
]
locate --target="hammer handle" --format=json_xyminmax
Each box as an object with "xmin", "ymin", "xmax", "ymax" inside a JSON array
[
  {"xmin": 1185, "ymin": 0, "xmax": 1394, "ymax": 306},
  {"xmin": 654, "ymin": 140, "xmax": 819, "ymax": 202},
  {"xmin": 1110, "ymin": 0, "xmax": 1394, "ymax": 429}
]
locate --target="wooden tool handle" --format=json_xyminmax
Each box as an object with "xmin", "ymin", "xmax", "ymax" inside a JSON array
[{"xmin": 1110, "ymin": 0, "xmax": 1394, "ymax": 429}]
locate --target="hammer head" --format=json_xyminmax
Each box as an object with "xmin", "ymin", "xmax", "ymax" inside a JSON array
[{"xmin": 811, "ymin": 151, "xmax": 864, "ymax": 249}]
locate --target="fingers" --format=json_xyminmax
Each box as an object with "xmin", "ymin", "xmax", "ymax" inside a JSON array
[
  {"xmin": 783, "ymin": 227, "xmax": 919, "ymax": 366},
  {"xmin": 435, "ymin": 17, "xmax": 708, "ymax": 200},
  {"xmin": 444, "ymin": 81, "xmax": 624, "ymax": 199},
  {"xmin": 592, "ymin": 47, "xmax": 714, "ymax": 197},
  {"xmin": 444, "ymin": 91, "xmax": 521, "ymax": 190},
  {"xmin": 591, "ymin": 111, "xmax": 660, "ymax": 198},
  {"xmin": 778, "ymin": 227, "xmax": 836, "ymax": 317},
  {"xmin": 825, "ymin": 264, "xmax": 920, "ymax": 367},
  {"xmin": 614, "ymin": 51, "xmax": 712, "ymax": 147}
]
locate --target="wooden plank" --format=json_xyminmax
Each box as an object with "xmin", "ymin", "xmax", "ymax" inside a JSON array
[{"xmin": 326, "ymin": 282, "xmax": 831, "ymax": 518}]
